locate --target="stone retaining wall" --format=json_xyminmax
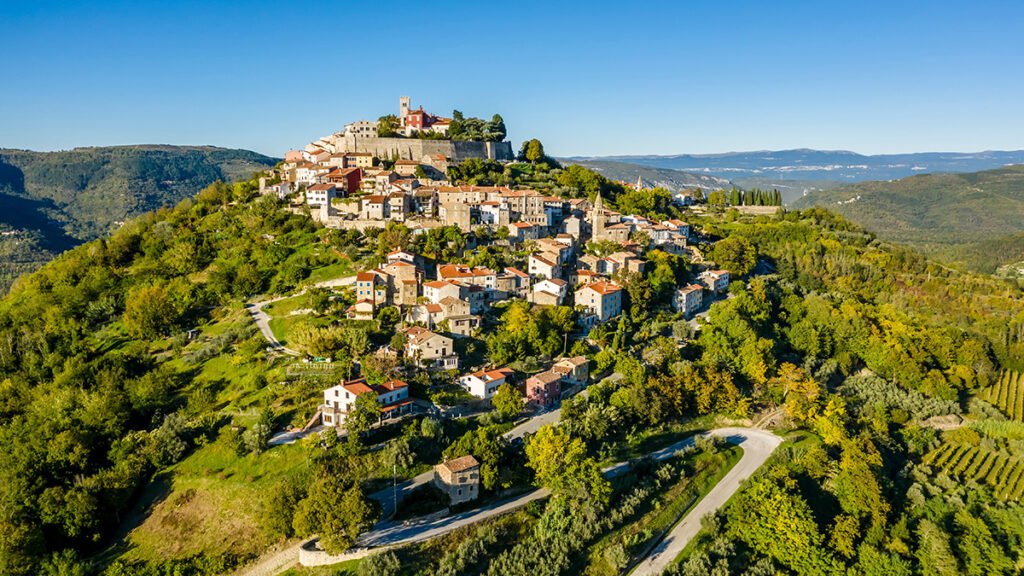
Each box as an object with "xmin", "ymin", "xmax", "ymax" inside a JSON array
[{"xmin": 336, "ymin": 136, "xmax": 513, "ymax": 162}]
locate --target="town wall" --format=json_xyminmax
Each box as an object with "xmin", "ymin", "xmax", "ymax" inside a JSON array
[{"xmin": 336, "ymin": 136, "xmax": 513, "ymax": 162}]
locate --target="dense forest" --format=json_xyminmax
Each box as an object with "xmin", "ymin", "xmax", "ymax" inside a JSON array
[
  {"xmin": 0, "ymin": 156, "xmax": 1023, "ymax": 575},
  {"xmin": 0, "ymin": 146, "xmax": 277, "ymax": 293}
]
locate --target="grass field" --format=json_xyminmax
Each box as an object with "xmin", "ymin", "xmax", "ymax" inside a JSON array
[
  {"xmin": 268, "ymin": 313, "xmax": 333, "ymax": 347},
  {"xmin": 264, "ymin": 293, "xmax": 315, "ymax": 317},
  {"xmin": 119, "ymin": 439, "xmax": 311, "ymax": 563}
]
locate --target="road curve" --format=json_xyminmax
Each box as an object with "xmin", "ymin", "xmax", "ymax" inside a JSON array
[
  {"xmin": 629, "ymin": 427, "xmax": 782, "ymax": 576},
  {"xmin": 298, "ymin": 427, "xmax": 780, "ymax": 569}
]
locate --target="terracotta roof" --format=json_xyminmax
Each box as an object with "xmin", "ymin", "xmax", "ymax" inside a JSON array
[
  {"xmin": 581, "ymin": 281, "xmax": 622, "ymax": 296},
  {"xmin": 557, "ymin": 356, "xmax": 589, "ymax": 367},
  {"xmin": 530, "ymin": 254, "xmax": 556, "ymax": 266},
  {"xmin": 503, "ymin": 267, "xmax": 529, "ymax": 278},
  {"xmin": 440, "ymin": 455, "xmax": 479, "ymax": 474},
  {"xmin": 308, "ymin": 183, "xmax": 335, "ymax": 191},
  {"xmin": 528, "ymin": 370, "xmax": 561, "ymax": 385},
  {"xmin": 356, "ymin": 272, "xmax": 377, "ymax": 282},
  {"xmin": 438, "ymin": 264, "xmax": 495, "ymax": 279},
  {"xmin": 679, "ymin": 284, "xmax": 703, "ymax": 294},
  {"xmin": 374, "ymin": 379, "xmax": 408, "ymax": 393},
  {"xmin": 424, "ymin": 280, "xmax": 457, "ymax": 289},
  {"xmin": 341, "ymin": 378, "xmax": 375, "ymax": 396},
  {"xmin": 424, "ymin": 303, "xmax": 442, "ymax": 313},
  {"xmin": 365, "ymin": 195, "xmax": 386, "ymax": 203}
]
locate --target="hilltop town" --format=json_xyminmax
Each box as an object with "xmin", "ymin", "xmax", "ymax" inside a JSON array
[{"xmin": 255, "ymin": 97, "xmax": 745, "ymax": 431}]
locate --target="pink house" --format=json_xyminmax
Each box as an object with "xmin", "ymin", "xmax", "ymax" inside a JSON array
[{"xmin": 525, "ymin": 370, "xmax": 562, "ymax": 407}]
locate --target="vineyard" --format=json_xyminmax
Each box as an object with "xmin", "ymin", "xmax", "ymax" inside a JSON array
[
  {"xmin": 980, "ymin": 370, "xmax": 1024, "ymax": 421},
  {"xmin": 923, "ymin": 442, "xmax": 1024, "ymax": 501}
]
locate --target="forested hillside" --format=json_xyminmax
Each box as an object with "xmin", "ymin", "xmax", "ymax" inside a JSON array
[
  {"xmin": 0, "ymin": 159, "xmax": 1023, "ymax": 575},
  {"xmin": 793, "ymin": 165, "xmax": 1024, "ymax": 275},
  {"xmin": 0, "ymin": 146, "xmax": 277, "ymax": 293}
]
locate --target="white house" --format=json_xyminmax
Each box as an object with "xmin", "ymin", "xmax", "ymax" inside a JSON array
[
  {"xmin": 306, "ymin": 183, "xmax": 336, "ymax": 207},
  {"xmin": 320, "ymin": 378, "xmax": 411, "ymax": 427},
  {"xmin": 458, "ymin": 367, "xmax": 514, "ymax": 399},
  {"xmin": 673, "ymin": 284, "xmax": 704, "ymax": 318},
  {"xmin": 528, "ymin": 253, "xmax": 561, "ymax": 280},
  {"xmin": 532, "ymin": 278, "xmax": 568, "ymax": 305},
  {"xmin": 575, "ymin": 281, "xmax": 623, "ymax": 323},
  {"xmin": 699, "ymin": 269, "xmax": 730, "ymax": 293}
]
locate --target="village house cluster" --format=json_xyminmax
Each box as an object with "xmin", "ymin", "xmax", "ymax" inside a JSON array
[{"xmin": 281, "ymin": 100, "xmax": 733, "ymax": 490}]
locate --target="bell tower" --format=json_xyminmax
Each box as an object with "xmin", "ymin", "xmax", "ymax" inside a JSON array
[
  {"xmin": 399, "ymin": 96, "xmax": 410, "ymax": 125},
  {"xmin": 592, "ymin": 191, "xmax": 605, "ymax": 241}
]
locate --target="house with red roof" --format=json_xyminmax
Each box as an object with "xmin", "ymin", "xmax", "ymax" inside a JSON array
[
  {"xmin": 458, "ymin": 367, "xmax": 515, "ymax": 399},
  {"xmin": 575, "ymin": 281, "xmax": 623, "ymax": 323},
  {"xmin": 321, "ymin": 378, "xmax": 412, "ymax": 427}
]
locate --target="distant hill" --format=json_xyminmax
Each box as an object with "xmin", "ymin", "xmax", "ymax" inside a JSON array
[
  {"xmin": 568, "ymin": 149, "xmax": 1024, "ymax": 186},
  {"xmin": 0, "ymin": 145, "xmax": 277, "ymax": 293},
  {"xmin": 792, "ymin": 165, "xmax": 1024, "ymax": 275},
  {"xmin": 560, "ymin": 159, "xmax": 733, "ymax": 192}
]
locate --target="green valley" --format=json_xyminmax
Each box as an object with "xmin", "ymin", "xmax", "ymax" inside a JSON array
[
  {"xmin": 0, "ymin": 145, "xmax": 277, "ymax": 293},
  {"xmin": 793, "ymin": 165, "xmax": 1024, "ymax": 275}
]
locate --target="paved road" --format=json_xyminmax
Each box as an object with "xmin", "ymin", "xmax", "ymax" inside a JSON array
[
  {"xmin": 371, "ymin": 396, "xmax": 578, "ymax": 520},
  {"xmin": 301, "ymin": 427, "xmax": 779, "ymax": 569},
  {"xmin": 629, "ymin": 427, "xmax": 783, "ymax": 576},
  {"xmin": 246, "ymin": 298, "xmax": 300, "ymax": 356},
  {"xmin": 245, "ymin": 274, "xmax": 356, "ymax": 356}
]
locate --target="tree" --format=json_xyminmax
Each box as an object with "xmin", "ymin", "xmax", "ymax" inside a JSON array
[
  {"xmin": 707, "ymin": 190, "xmax": 727, "ymax": 208},
  {"xmin": 359, "ymin": 550, "xmax": 400, "ymax": 576},
  {"xmin": 524, "ymin": 139, "xmax": 545, "ymax": 164},
  {"xmin": 376, "ymin": 306, "xmax": 400, "ymax": 331},
  {"xmin": 242, "ymin": 407, "xmax": 275, "ymax": 455},
  {"xmin": 492, "ymin": 383, "xmax": 524, "ymax": 421},
  {"xmin": 525, "ymin": 425, "xmax": 610, "ymax": 503},
  {"xmin": 709, "ymin": 236, "xmax": 757, "ymax": 276},
  {"xmin": 123, "ymin": 283, "xmax": 178, "ymax": 339},
  {"xmin": 346, "ymin": 392, "xmax": 380, "ymax": 438},
  {"xmin": 306, "ymin": 288, "xmax": 331, "ymax": 314},
  {"xmin": 293, "ymin": 476, "xmax": 375, "ymax": 554},
  {"xmin": 487, "ymin": 114, "xmax": 507, "ymax": 142},
  {"xmin": 377, "ymin": 115, "xmax": 399, "ymax": 137}
]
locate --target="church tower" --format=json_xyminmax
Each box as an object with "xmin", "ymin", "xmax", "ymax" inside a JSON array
[
  {"xmin": 399, "ymin": 96, "xmax": 410, "ymax": 125},
  {"xmin": 592, "ymin": 190, "xmax": 605, "ymax": 241},
  {"xmin": 635, "ymin": 175, "xmax": 644, "ymax": 190}
]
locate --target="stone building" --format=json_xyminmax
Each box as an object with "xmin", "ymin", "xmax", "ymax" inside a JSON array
[{"xmin": 434, "ymin": 455, "xmax": 481, "ymax": 505}]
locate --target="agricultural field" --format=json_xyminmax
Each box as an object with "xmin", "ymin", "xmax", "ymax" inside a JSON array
[
  {"xmin": 923, "ymin": 442, "xmax": 1024, "ymax": 501},
  {"xmin": 980, "ymin": 370, "xmax": 1024, "ymax": 421}
]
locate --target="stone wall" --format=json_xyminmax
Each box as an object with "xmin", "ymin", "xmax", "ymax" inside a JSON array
[
  {"xmin": 298, "ymin": 540, "xmax": 394, "ymax": 567},
  {"xmin": 336, "ymin": 136, "xmax": 513, "ymax": 163}
]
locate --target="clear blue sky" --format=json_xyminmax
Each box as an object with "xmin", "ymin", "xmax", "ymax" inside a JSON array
[{"xmin": 2, "ymin": 1, "xmax": 1022, "ymax": 157}]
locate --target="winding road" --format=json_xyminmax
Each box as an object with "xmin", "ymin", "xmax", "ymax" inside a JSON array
[
  {"xmin": 630, "ymin": 427, "xmax": 782, "ymax": 575},
  {"xmin": 295, "ymin": 426, "xmax": 781, "ymax": 570},
  {"xmin": 245, "ymin": 274, "xmax": 357, "ymax": 357}
]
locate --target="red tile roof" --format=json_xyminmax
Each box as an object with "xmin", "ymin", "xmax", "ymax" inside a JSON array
[{"xmin": 582, "ymin": 281, "xmax": 622, "ymax": 296}]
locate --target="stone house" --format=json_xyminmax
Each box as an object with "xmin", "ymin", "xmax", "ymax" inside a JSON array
[{"xmin": 434, "ymin": 455, "xmax": 480, "ymax": 505}]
